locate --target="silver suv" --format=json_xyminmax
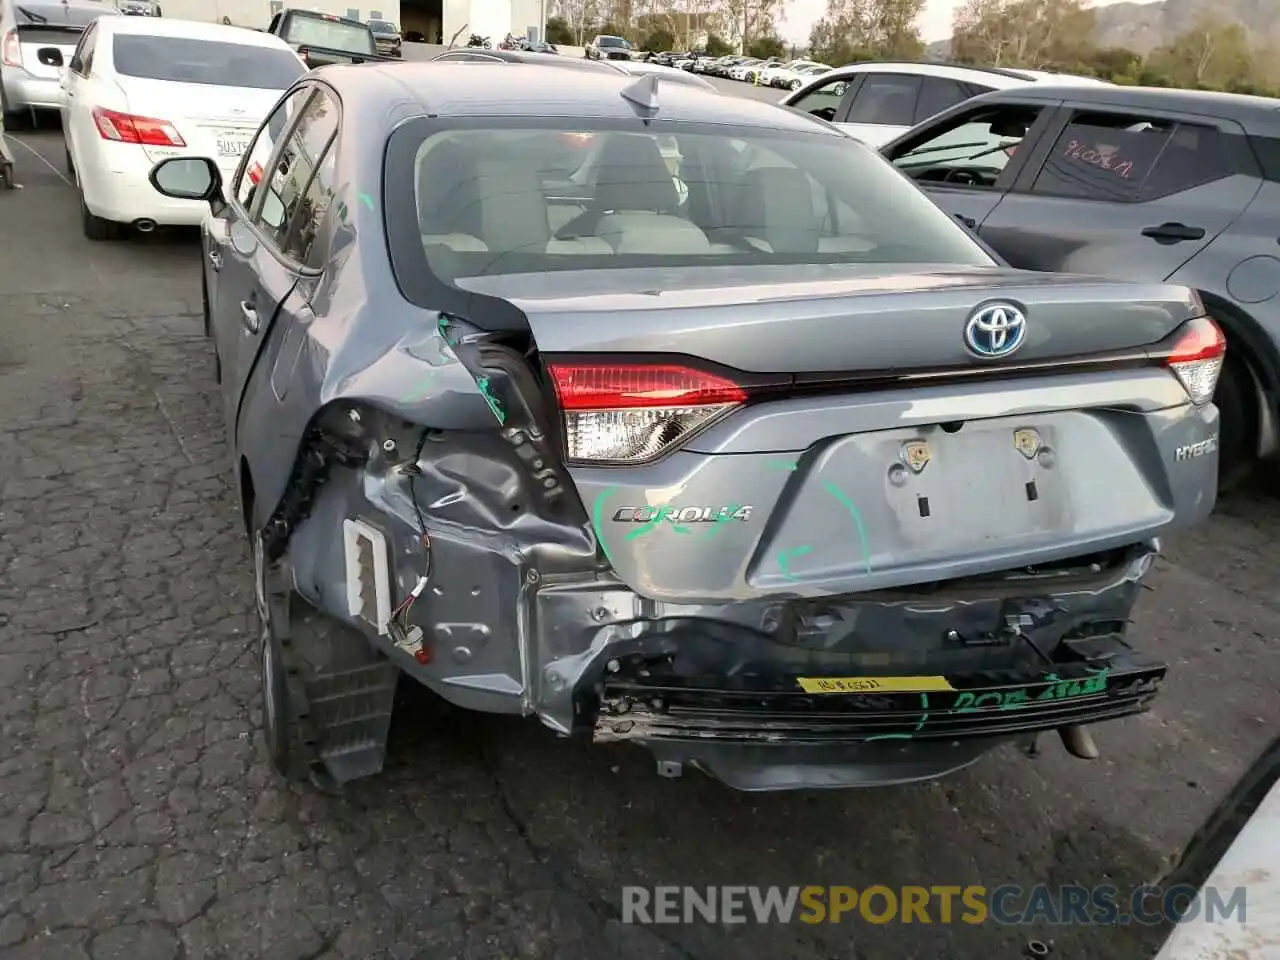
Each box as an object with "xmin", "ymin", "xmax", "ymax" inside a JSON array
[
  {"xmin": 585, "ymin": 34, "xmax": 631, "ymax": 61},
  {"xmin": 1, "ymin": 0, "xmax": 117, "ymax": 126}
]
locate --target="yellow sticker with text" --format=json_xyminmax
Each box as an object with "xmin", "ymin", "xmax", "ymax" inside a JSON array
[{"xmin": 797, "ymin": 676, "xmax": 956, "ymax": 694}]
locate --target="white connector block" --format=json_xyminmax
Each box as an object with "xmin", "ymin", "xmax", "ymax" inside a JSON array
[{"xmin": 343, "ymin": 518, "xmax": 392, "ymax": 635}]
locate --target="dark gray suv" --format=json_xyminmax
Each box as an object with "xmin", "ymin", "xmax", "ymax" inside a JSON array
[{"xmin": 882, "ymin": 84, "xmax": 1280, "ymax": 486}]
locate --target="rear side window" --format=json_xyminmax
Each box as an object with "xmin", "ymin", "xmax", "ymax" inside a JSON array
[
  {"xmin": 845, "ymin": 74, "xmax": 922, "ymax": 126},
  {"xmin": 110, "ymin": 36, "xmax": 306, "ymax": 89},
  {"xmin": 1248, "ymin": 136, "xmax": 1280, "ymax": 183},
  {"xmin": 788, "ymin": 76, "xmax": 850, "ymax": 123},
  {"xmin": 1031, "ymin": 111, "xmax": 1242, "ymax": 202},
  {"xmin": 915, "ymin": 78, "xmax": 973, "ymax": 123}
]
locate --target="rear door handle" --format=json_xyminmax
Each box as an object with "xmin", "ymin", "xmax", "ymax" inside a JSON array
[
  {"xmin": 1141, "ymin": 222, "xmax": 1205, "ymax": 244},
  {"xmin": 240, "ymin": 300, "xmax": 259, "ymax": 333},
  {"xmin": 954, "ymin": 213, "xmax": 977, "ymax": 229}
]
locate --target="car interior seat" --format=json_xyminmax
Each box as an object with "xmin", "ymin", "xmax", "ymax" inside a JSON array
[{"xmin": 589, "ymin": 134, "xmax": 718, "ymax": 254}]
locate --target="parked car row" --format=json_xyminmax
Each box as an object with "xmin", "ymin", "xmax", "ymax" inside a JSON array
[{"xmin": 140, "ymin": 56, "xmax": 1227, "ymax": 796}]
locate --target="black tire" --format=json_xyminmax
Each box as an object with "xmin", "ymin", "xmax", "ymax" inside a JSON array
[
  {"xmin": 1, "ymin": 84, "xmax": 27, "ymax": 131},
  {"xmin": 80, "ymin": 190, "xmax": 121, "ymax": 241},
  {"xmin": 64, "ymin": 144, "xmax": 75, "ymax": 179},
  {"xmin": 790, "ymin": 79, "xmax": 802, "ymax": 90},
  {"xmin": 1214, "ymin": 355, "xmax": 1257, "ymax": 491},
  {"xmin": 253, "ymin": 531, "xmax": 324, "ymax": 785}
]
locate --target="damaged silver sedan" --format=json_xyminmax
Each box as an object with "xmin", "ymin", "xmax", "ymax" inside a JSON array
[{"xmin": 146, "ymin": 61, "xmax": 1224, "ymax": 792}]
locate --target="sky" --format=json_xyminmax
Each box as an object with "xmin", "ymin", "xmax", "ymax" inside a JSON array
[{"xmin": 777, "ymin": 0, "xmax": 1134, "ymax": 45}]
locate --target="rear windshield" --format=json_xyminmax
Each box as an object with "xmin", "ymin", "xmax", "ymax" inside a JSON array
[
  {"xmin": 396, "ymin": 121, "xmax": 992, "ymax": 284},
  {"xmin": 111, "ymin": 35, "xmax": 305, "ymax": 89},
  {"xmin": 283, "ymin": 15, "xmax": 375, "ymax": 54},
  {"xmin": 368, "ymin": 19, "xmax": 396, "ymax": 31},
  {"xmin": 14, "ymin": 2, "xmax": 112, "ymax": 29}
]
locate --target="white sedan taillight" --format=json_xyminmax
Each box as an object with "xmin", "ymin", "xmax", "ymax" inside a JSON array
[
  {"xmin": 1165, "ymin": 317, "xmax": 1226, "ymax": 406},
  {"xmin": 92, "ymin": 106, "xmax": 185, "ymax": 147},
  {"xmin": 547, "ymin": 362, "xmax": 747, "ymax": 464},
  {"xmin": 1, "ymin": 30, "xmax": 20, "ymax": 68}
]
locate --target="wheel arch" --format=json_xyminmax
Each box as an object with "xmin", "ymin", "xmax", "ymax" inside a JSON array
[{"xmin": 1197, "ymin": 290, "xmax": 1279, "ymax": 460}]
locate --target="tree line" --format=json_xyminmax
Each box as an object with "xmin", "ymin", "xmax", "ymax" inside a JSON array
[{"xmin": 549, "ymin": 0, "xmax": 1279, "ymax": 98}]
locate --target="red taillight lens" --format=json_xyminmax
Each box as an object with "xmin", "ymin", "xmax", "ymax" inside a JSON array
[
  {"xmin": 547, "ymin": 362, "xmax": 746, "ymax": 463},
  {"xmin": 92, "ymin": 106, "xmax": 185, "ymax": 147},
  {"xmin": 1, "ymin": 30, "xmax": 20, "ymax": 68},
  {"xmin": 1164, "ymin": 316, "xmax": 1226, "ymax": 406}
]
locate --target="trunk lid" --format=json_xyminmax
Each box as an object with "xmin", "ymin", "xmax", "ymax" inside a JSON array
[
  {"xmin": 459, "ymin": 264, "xmax": 1207, "ymax": 602},
  {"xmin": 460, "ymin": 263, "xmax": 1201, "ymax": 374},
  {"xmin": 120, "ymin": 78, "xmax": 281, "ymax": 175},
  {"xmin": 14, "ymin": 25, "xmax": 85, "ymax": 81}
]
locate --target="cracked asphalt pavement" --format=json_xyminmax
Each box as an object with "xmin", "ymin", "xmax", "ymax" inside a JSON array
[{"xmin": 1, "ymin": 123, "xmax": 1279, "ymax": 960}]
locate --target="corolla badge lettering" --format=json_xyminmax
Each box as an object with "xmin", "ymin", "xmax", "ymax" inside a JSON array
[
  {"xmin": 964, "ymin": 302, "xmax": 1027, "ymax": 358},
  {"xmin": 613, "ymin": 505, "xmax": 752, "ymax": 523}
]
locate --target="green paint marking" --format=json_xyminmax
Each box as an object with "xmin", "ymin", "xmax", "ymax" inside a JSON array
[
  {"xmin": 475, "ymin": 377, "xmax": 506, "ymax": 424},
  {"xmin": 625, "ymin": 505, "xmax": 674, "ymax": 541},
  {"xmin": 866, "ymin": 692, "xmax": 930, "ymax": 741},
  {"xmin": 766, "ymin": 460, "xmax": 798, "ymax": 471},
  {"xmin": 358, "ymin": 191, "xmax": 375, "ymax": 211},
  {"xmin": 403, "ymin": 370, "xmax": 438, "ymax": 403},
  {"xmin": 589, "ymin": 486, "xmax": 621, "ymax": 567},
  {"xmin": 776, "ymin": 545, "xmax": 813, "ymax": 581},
  {"xmin": 952, "ymin": 671, "xmax": 1110, "ymax": 713},
  {"xmin": 821, "ymin": 481, "xmax": 873, "ymax": 575}
]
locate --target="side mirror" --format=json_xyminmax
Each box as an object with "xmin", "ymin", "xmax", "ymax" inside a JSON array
[{"xmin": 148, "ymin": 156, "xmax": 223, "ymax": 206}]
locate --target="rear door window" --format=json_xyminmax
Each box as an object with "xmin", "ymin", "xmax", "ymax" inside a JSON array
[
  {"xmin": 844, "ymin": 73, "xmax": 923, "ymax": 126},
  {"xmin": 233, "ymin": 86, "xmax": 309, "ymax": 211},
  {"xmin": 787, "ymin": 76, "xmax": 852, "ymax": 123},
  {"xmin": 69, "ymin": 20, "xmax": 98, "ymax": 76},
  {"xmin": 256, "ymin": 88, "xmax": 340, "ymax": 263},
  {"xmin": 110, "ymin": 35, "xmax": 306, "ymax": 89},
  {"xmin": 914, "ymin": 78, "xmax": 974, "ymax": 123},
  {"xmin": 1030, "ymin": 111, "xmax": 1242, "ymax": 202},
  {"xmin": 889, "ymin": 103, "xmax": 1047, "ymax": 190}
]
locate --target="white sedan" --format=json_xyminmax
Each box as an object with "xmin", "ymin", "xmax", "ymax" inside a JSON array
[{"xmin": 60, "ymin": 16, "xmax": 305, "ymax": 240}]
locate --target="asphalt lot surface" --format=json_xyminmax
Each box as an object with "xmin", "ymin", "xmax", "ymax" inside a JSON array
[{"xmin": 1, "ymin": 103, "xmax": 1279, "ymax": 960}]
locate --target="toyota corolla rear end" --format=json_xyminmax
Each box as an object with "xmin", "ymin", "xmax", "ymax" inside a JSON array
[{"xmin": 280, "ymin": 105, "xmax": 1223, "ymax": 791}]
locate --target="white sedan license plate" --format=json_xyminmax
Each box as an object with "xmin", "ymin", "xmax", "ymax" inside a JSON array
[{"xmin": 216, "ymin": 137, "xmax": 249, "ymax": 160}]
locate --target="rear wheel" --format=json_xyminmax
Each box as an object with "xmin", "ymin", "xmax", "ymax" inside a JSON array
[
  {"xmin": 64, "ymin": 145, "xmax": 75, "ymax": 178},
  {"xmin": 1, "ymin": 86, "xmax": 27, "ymax": 130},
  {"xmin": 80, "ymin": 190, "xmax": 121, "ymax": 241}
]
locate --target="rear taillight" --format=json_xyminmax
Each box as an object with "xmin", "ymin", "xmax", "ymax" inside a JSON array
[
  {"xmin": 1, "ymin": 30, "xmax": 20, "ymax": 67},
  {"xmin": 1164, "ymin": 316, "xmax": 1226, "ymax": 406},
  {"xmin": 547, "ymin": 362, "xmax": 746, "ymax": 463},
  {"xmin": 92, "ymin": 106, "xmax": 185, "ymax": 147}
]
